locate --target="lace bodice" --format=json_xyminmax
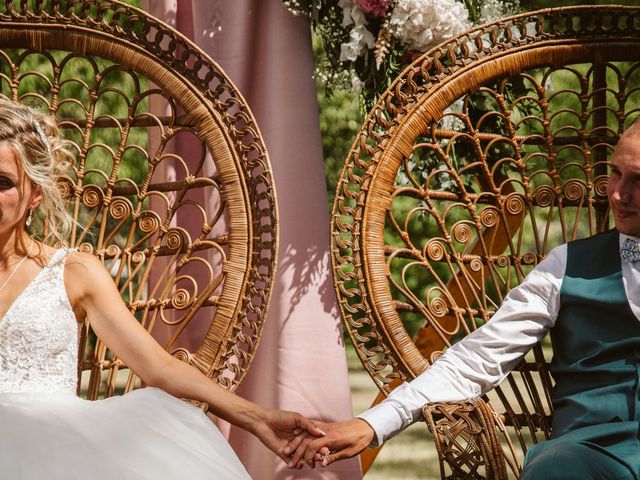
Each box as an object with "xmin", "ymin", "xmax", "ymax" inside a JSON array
[{"xmin": 0, "ymin": 249, "xmax": 78, "ymax": 395}]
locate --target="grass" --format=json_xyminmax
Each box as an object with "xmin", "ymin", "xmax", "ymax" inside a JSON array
[{"xmin": 347, "ymin": 342, "xmax": 442, "ymax": 479}]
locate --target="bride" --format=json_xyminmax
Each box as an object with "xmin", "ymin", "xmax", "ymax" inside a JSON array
[{"xmin": 0, "ymin": 98, "xmax": 321, "ymax": 478}]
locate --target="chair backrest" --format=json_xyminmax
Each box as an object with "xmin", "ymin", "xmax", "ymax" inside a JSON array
[
  {"xmin": 331, "ymin": 4, "xmax": 640, "ymax": 474},
  {"xmin": 0, "ymin": 0, "xmax": 277, "ymax": 399}
]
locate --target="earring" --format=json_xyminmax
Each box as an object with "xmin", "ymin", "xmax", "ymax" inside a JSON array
[{"xmin": 25, "ymin": 208, "xmax": 33, "ymax": 227}]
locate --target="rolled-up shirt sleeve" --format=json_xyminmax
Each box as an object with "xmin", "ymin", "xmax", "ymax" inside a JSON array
[{"xmin": 357, "ymin": 243, "xmax": 566, "ymax": 446}]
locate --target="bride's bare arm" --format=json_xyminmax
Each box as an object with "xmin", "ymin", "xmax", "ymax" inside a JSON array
[{"xmin": 64, "ymin": 251, "xmax": 323, "ymax": 463}]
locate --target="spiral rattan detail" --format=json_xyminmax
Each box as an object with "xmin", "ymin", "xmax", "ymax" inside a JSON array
[{"xmin": 0, "ymin": 0, "xmax": 278, "ymax": 398}]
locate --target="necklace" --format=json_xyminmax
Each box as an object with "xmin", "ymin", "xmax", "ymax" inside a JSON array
[{"xmin": 0, "ymin": 241, "xmax": 35, "ymax": 294}]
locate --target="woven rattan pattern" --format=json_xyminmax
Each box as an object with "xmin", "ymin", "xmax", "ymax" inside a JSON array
[
  {"xmin": 332, "ymin": 5, "xmax": 640, "ymax": 478},
  {"xmin": 0, "ymin": 0, "xmax": 277, "ymax": 399}
]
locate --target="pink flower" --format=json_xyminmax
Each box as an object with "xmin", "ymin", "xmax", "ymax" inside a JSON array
[{"xmin": 355, "ymin": 0, "xmax": 389, "ymax": 17}]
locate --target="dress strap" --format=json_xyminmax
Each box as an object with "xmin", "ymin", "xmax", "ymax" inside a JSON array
[
  {"xmin": 46, "ymin": 247, "xmax": 77, "ymax": 281},
  {"xmin": 48, "ymin": 247, "xmax": 70, "ymax": 266}
]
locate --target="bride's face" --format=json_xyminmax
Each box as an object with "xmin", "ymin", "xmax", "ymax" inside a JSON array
[{"xmin": 0, "ymin": 143, "xmax": 40, "ymax": 236}]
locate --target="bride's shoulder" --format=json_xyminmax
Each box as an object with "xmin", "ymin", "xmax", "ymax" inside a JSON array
[
  {"xmin": 64, "ymin": 250, "xmax": 107, "ymax": 273},
  {"xmin": 63, "ymin": 251, "xmax": 117, "ymax": 319},
  {"xmin": 64, "ymin": 251, "xmax": 111, "ymax": 285}
]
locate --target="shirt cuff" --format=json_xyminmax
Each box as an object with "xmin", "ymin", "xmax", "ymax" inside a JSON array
[{"xmin": 356, "ymin": 401, "xmax": 408, "ymax": 447}]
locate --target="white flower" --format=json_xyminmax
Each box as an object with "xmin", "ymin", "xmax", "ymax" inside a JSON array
[
  {"xmin": 339, "ymin": 0, "xmax": 355, "ymax": 27},
  {"xmin": 338, "ymin": 0, "xmax": 376, "ymax": 62},
  {"xmin": 349, "ymin": 3, "xmax": 370, "ymax": 26},
  {"xmin": 351, "ymin": 74, "xmax": 365, "ymax": 93},
  {"xmin": 339, "ymin": 25, "xmax": 375, "ymax": 61},
  {"xmin": 479, "ymin": 0, "xmax": 520, "ymax": 24},
  {"xmin": 390, "ymin": 0, "xmax": 471, "ymax": 52},
  {"xmin": 339, "ymin": 0, "xmax": 368, "ymax": 28}
]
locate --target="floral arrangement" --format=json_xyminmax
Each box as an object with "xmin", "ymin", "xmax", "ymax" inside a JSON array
[{"xmin": 285, "ymin": 0, "xmax": 520, "ymax": 107}]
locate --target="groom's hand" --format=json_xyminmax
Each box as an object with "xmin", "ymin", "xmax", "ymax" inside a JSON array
[{"xmin": 286, "ymin": 418, "xmax": 375, "ymax": 468}]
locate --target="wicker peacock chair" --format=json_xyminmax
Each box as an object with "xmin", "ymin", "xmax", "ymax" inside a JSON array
[
  {"xmin": 0, "ymin": 0, "xmax": 277, "ymax": 403},
  {"xmin": 331, "ymin": 5, "xmax": 640, "ymax": 479}
]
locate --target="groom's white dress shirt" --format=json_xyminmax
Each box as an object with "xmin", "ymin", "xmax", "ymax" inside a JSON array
[{"xmin": 358, "ymin": 232, "xmax": 640, "ymax": 446}]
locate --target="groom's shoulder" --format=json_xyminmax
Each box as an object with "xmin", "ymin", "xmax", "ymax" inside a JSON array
[{"xmin": 566, "ymin": 228, "xmax": 618, "ymax": 249}]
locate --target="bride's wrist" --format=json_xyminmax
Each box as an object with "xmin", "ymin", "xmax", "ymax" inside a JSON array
[{"xmin": 239, "ymin": 404, "xmax": 269, "ymax": 435}]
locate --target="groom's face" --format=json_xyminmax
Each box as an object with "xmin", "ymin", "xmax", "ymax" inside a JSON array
[{"xmin": 608, "ymin": 134, "xmax": 640, "ymax": 236}]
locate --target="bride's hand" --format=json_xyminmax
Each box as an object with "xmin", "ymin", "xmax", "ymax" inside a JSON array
[
  {"xmin": 284, "ymin": 418, "xmax": 374, "ymax": 468},
  {"xmin": 251, "ymin": 409, "xmax": 326, "ymax": 465}
]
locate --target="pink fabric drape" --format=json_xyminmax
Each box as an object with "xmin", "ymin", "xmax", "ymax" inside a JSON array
[{"xmin": 142, "ymin": 1, "xmax": 362, "ymax": 478}]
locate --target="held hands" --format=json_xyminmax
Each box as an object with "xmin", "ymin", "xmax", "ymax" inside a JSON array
[
  {"xmin": 283, "ymin": 418, "xmax": 375, "ymax": 468},
  {"xmin": 251, "ymin": 409, "xmax": 327, "ymax": 464}
]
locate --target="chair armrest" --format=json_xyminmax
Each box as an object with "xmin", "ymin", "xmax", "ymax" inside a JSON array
[
  {"xmin": 182, "ymin": 398, "xmax": 209, "ymax": 413},
  {"xmin": 423, "ymin": 399, "xmax": 508, "ymax": 480}
]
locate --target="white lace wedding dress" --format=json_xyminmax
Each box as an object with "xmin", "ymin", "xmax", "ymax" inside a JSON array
[{"xmin": 0, "ymin": 248, "xmax": 251, "ymax": 479}]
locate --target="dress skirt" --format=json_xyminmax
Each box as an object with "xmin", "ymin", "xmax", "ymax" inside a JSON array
[{"xmin": 0, "ymin": 387, "xmax": 252, "ymax": 479}]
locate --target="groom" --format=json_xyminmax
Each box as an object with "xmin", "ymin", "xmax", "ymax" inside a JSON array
[{"xmin": 287, "ymin": 122, "xmax": 640, "ymax": 479}]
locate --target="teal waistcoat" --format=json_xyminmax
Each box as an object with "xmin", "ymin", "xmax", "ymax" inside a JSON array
[{"xmin": 551, "ymin": 228, "xmax": 640, "ymax": 438}]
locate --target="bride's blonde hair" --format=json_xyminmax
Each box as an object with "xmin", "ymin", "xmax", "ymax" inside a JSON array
[{"xmin": 0, "ymin": 98, "xmax": 74, "ymax": 245}]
